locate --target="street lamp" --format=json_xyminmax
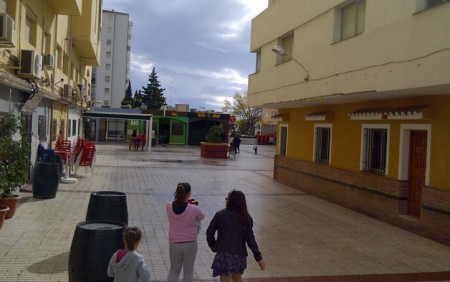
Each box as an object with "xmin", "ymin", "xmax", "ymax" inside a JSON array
[{"xmin": 272, "ymin": 45, "xmax": 309, "ymax": 81}]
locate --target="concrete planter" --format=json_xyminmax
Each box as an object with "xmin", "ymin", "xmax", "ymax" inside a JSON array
[{"xmin": 200, "ymin": 142, "xmax": 228, "ymax": 159}]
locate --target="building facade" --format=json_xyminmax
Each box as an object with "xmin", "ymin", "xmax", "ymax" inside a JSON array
[
  {"xmin": 248, "ymin": 0, "xmax": 450, "ymax": 244},
  {"xmin": 93, "ymin": 10, "xmax": 132, "ymax": 109},
  {"xmin": 0, "ymin": 0, "xmax": 101, "ymax": 173}
]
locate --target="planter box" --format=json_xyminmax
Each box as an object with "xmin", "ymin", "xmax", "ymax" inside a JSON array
[{"xmin": 200, "ymin": 142, "xmax": 228, "ymax": 159}]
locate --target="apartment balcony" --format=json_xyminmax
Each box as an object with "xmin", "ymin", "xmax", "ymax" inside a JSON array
[
  {"xmin": 49, "ymin": 0, "xmax": 82, "ymax": 16},
  {"xmin": 71, "ymin": 0, "xmax": 100, "ymax": 66}
]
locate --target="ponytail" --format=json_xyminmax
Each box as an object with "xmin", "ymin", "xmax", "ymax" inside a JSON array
[
  {"xmin": 123, "ymin": 227, "xmax": 142, "ymax": 251},
  {"xmin": 173, "ymin": 182, "xmax": 191, "ymax": 207}
]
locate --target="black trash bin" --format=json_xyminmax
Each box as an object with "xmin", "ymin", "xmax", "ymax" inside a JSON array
[
  {"xmin": 32, "ymin": 161, "xmax": 60, "ymax": 199},
  {"xmin": 43, "ymin": 153, "xmax": 64, "ymax": 179},
  {"xmin": 68, "ymin": 220, "xmax": 125, "ymax": 282},
  {"xmin": 86, "ymin": 191, "xmax": 128, "ymax": 225}
]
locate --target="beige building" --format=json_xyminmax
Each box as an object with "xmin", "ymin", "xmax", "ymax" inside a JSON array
[
  {"xmin": 0, "ymin": 0, "xmax": 101, "ymax": 167},
  {"xmin": 249, "ymin": 0, "xmax": 450, "ymax": 244}
]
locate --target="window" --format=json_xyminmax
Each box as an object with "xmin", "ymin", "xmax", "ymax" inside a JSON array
[
  {"xmin": 72, "ymin": 120, "xmax": 77, "ymax": 137},
  {"xmin": 106, "ymin": 39, "xmax": 112, "ymax": 45},
  {"xmin": 104, "ymin": 88, "xmax": 110, "ymax": 95},
  {"xmin": 276, "ymin": 34, "xmax": 293, "ymax": 64},
  {"xmin": 362, "ymin": 126, "xmax": 388, "ymax": 174},
  {"xmin": 63, "ymin": 54, "xmax": 69, "ymax": 75},
  {"xmin": 60, "ymin": 119, "xmax": 65, "ymax": 137},
  {"xmin": 106, "ymin": 64, "xmax": 111, "ymax": 71},
  {"xmin": 56, "ymin": 46, "xmax": 63, "ymax": 69},
  {"xmin": 51, "ymin": 119, "xmax": 57, "ymax": 141},
  {"xmin": 108, "ymin": 14, "xmax": 113, "ymax": 22},
  {"xmin": 0, "ymin": 0, "xmax": 7, "ymax": 13},
  {"xmin": 255, "ymin": 51, "xmax": 261, "ymax": 72},
  {"xmin": 24, "ymin": 16, "xmax": 33, "ymax": 44},
  {"xmin": 172, "ymin": 122, "xmax": 184, "ymax": 136},
  {"xmin": 107, "ymin": 27, "xmax": 112, "ymax": 33},
  {"xmin": 103, "ymin": 100, "xmax": 110, "ymax": 107},
  {"xmin": 426, "ymin": 0, "xmax": 450, "ymax": 9},
  {"xmin": 279, "ymin": 125, "xmax": 288, "ymax": 156},
  {"xmin": 21, "ymin": 113, "xmax": 32, "ymax": 145},
  {"xmin": 337, "ymin": 0, "xmax": 366, "ymax": 41},
  {"xmin": 106, "ymin": 51, "xmax": 111, "ymax": 58},
  {"xmin": 105, "ymin": 76, "xmax": 110, "ymax": 82},
  {"xmin": 314, "ymin": 125, "xmax": 331, "ymax": 163},
  {"xmin": 44, "ymin": 33, "xmax": 51, "ymax": 54},
  {"xmin": 38, "ymin": 115, "xmax": 47, "ymax": 142}
]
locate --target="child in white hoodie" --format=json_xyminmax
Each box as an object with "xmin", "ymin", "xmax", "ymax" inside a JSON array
[{"xmin": 107, "ymin": 226, "xmax": 151, "ymax": 282}]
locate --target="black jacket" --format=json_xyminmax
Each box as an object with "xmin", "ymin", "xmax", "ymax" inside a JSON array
[{"xmin": 206, "ymin": 209, "xmax": 262, "ymax": 262}]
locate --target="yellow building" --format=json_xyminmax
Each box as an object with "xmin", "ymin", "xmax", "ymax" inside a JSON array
[
  {"xmin": 249, "ymin": 0, "xmax": 450, "ymax": 244},
  {"xmin": 0, "ymin": 0, "xmax": 101, "ymax": 167}
]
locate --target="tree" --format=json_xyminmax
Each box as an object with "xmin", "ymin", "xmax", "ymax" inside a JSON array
[
  {"xmin": 121, "ymin": 80, "xmax": 133, "ymax": 108},
  {"xmin": 222, "ymin": 92, "xmax": 262, "ymax": 136},
  {"xmin": 133, "ymin": 90, "xmax": 143, "ymax": 109},
  {"xmin": 141, "ymin": 67, "xmax": 166, "ymax": 110}
]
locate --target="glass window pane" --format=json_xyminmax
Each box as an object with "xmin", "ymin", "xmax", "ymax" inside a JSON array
[
  {"xmin": 341, "ymin": 3, "xmax": 356, "ymax": 40},
  {"xmin": 356, "ymin": 0, "xmax": 366, "ymax": 35}
]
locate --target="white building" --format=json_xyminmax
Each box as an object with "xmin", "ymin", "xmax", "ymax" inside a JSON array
[{"xmin": 94, "ymin": 10, "xmax": 132, "ymax": 108}]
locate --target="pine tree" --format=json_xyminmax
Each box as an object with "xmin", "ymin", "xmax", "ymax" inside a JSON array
[
  {"xmin": 121, "ymin": 80, "xmax": 133, "ymax": 107},
  {"xmin": 133, "ymin": 90, "xmax": 142, "ymax": 109},
  {"xmin": 141, "ymin": 67, "xmax": 166, "ymax": 110}
]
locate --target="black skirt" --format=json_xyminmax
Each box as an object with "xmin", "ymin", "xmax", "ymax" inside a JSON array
[{"xmin": 211, "ymin": 252, "xmax": 247, "ymax": 277}]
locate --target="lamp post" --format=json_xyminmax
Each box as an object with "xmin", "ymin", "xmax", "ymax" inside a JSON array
[{"xmin": 272, "ymin": 45, "xmax": 309, "ymax": 81}]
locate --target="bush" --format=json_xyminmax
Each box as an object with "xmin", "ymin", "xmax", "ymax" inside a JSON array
[
  {"xmin": 0, "ymin": 114, "xmax": 30, "ymax": 198},
  {"xmin": 205, "ymin": 125, "xmax": 224, "ymax": 143}
]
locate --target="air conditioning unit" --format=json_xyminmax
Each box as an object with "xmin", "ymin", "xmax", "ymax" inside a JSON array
[
  {"xmin": 17, "ymin": 50, "xmax": 42, "ymax": 79},
  {"xmin": 63, "ymin": 84, "xmax": 72, "ymax": 97},
  {"xmin": 0, "ymin": 13, "xmax": 14, "ymax": 46},
  {"xmin": 43, "ymin": 54, "xmax": 55, "ymax": 69}
]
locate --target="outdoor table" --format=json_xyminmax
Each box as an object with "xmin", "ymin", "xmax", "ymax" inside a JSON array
[{"xmin": 55, "ymin": 150, "xmax": 77, "ymax": 184}]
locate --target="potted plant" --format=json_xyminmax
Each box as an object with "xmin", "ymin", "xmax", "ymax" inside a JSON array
[
  {"xmin": 200, "ymin": 125, "xmax": 228, "ymax": 159},
  {"xmin": 0, "ymin": 205, "xmax": 9, "ymax": 230},
  {"xmin": 0, "ymin": 113, "xmax": 30, "ymax": 219}
]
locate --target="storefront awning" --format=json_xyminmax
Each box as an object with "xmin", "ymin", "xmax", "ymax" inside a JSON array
[{"xmin": 83, "ymin": 111, "xmax": 153, "ymax": 120}]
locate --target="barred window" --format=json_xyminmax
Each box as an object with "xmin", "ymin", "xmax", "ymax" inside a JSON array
[
  {"xmin": 314, "ymin": 127, "xmax": 331, "ymax": 163},
  {"xmin": 363, "ymin": 128, "xmax": 387, "ymax": 174}
]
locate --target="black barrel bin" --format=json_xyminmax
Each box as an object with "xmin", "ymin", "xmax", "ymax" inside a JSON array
[
  {"xmin": 86, "ymin": 191, "xmax": 128, "ymax": 225},
  {"xmin": 68, "ymin": 220, "xmax": 126, "ymax": 282},
  {"xmin": 43, "ymin": 153, "xmax": 64, "ymax": 179},
  {"xmin": 32, "ymin": 161, "xmax": 60, "ymax": 199}
]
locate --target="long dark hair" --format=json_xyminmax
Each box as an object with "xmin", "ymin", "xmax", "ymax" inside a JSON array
[
  {"xmin": 123, "ymin": 226, "xmax": 142, "ymax": 251},
  {"xmin": 226, "ymin": 190, "xmax": 250, "ymax": 224},
  {"xmin": 174, "ymin": 182, "xmax": 191, "ymax": 207}
]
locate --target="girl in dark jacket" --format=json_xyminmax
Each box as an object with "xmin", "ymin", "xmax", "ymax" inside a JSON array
[{"xmin": 206, "ymin": 190, "xmax": 265, "ymax": 281}]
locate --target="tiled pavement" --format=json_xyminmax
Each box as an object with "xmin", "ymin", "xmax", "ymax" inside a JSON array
[{"xmin": 1, "ymin": 144, "xmax": 450, "ymax": 282}]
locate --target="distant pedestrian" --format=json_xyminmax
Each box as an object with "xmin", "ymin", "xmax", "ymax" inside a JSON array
[
  {"xmin": 206, "ymin": 190, "xmax": 265, "ymax": 281},
  {"xmin": 232, "ymin": 135, "xmax": 241, "ymax": 153},
  {"xmin": 253, "ymin": 143, "xmax": 258, "ymax": 154},
  {"xmin": 166, "ymin": 183, "xmax": 205, "ymax": 282},
  {"xmin": 107, "ymin": 226, "xmax": 151, "ymax": 282}
]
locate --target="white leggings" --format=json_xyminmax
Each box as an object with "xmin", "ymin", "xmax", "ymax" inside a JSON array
[{"xmin": 167, "ymin": 241, "xmax": 198, "ymax": 282}]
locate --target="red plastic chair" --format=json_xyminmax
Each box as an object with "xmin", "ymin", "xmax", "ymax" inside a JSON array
[{"xmin": 74, "ymin": 142, "xmax": 96, "ymax": 175}]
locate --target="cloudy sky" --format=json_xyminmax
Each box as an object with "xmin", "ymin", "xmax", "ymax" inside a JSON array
[{"xmin": 102, "ymin": 0, "xmax": 267, "ymax": 112}]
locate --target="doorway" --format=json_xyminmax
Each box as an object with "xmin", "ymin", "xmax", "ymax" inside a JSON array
[
  {"xmin": 407, "ymin": 130, "xmax": 427, "ymax": 217},
  {"xmin": 279, "ymin": 125, "xmax": 288, "ymax": 156}
]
